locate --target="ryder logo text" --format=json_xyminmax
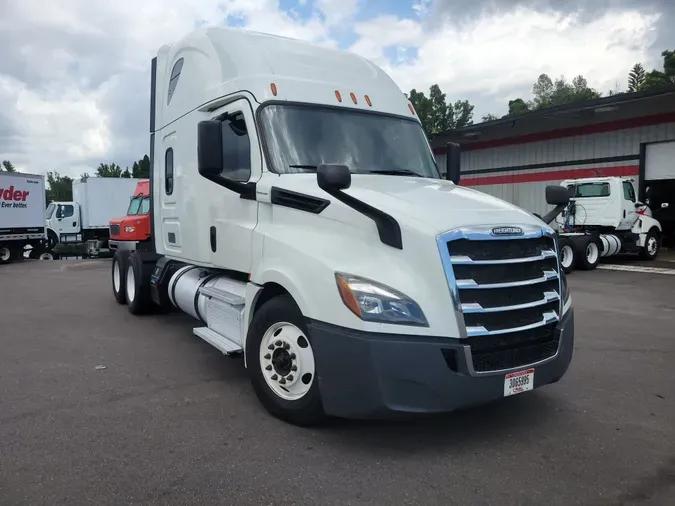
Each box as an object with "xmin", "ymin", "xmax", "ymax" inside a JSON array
[{"xmin": 0, "ymin": 185, "xmax": 31, "ymax": 209}]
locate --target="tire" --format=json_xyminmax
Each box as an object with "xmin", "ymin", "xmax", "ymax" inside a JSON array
[
  {"xmin": 47, "ymin": 230, "xmax": 58, "ymax": 250},
  {"xmin": 0, "ymin": 245, "xmax": 13, "ymax": 265},
  {"xmin": 112, "ymin": 250, "xmax": 130, "ymax": 305},
  {"xmin": 639, "ymin": 228, "xmax": 659, "ymax": 261},
  {"xmin": 558, "ymin": 238, "xmax": 575, "ymax": 274},
  {"xmin": 125, "ymin": 252, "xmax": 153, "ymax": 315},
  {"xmin": 576, "ymin": 237, "xmax": 601, "ymax": 270},
  {"xmin": 246, "ymin": 294, "xmax": 325, "ymax": 426}
]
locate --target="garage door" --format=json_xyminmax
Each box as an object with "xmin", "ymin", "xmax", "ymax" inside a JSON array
[{"xmin": 645, "ymin": 140, "xmax": 675, "ymax": 180}]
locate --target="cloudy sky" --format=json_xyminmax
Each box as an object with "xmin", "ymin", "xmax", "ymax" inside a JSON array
[{"xmin": 0, "ymin": 0, "xmax": 672, "ymax": 177}]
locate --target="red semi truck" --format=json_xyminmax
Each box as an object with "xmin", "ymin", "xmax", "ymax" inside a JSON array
[{"xmin": 108, "ymin": 179, "xmax": 152, "ymax": 252}]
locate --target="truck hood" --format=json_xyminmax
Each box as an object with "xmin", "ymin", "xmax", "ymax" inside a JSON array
[{"xmin": 275, "ymin": 174, "xmax": 547, "ymax": 234}]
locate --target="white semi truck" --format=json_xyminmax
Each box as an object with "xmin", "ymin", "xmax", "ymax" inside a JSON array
[
  {"xmin": 547, "ymin": 177, "xmax": 663, "ymax": 273},
  {"xmin": 0, "ymin": 171, "xmax": 49, "ymax": 264},
  {"xmin": 46, "ymin": 177, "xmax": 141, "ymax": 255},
  {"xmin": 110, "ymin": 27, "xmax": 574, "ymax": 425}
]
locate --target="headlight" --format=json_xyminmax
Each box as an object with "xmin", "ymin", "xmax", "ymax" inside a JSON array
[
  {"xmin": 334, "ymin": 272, "xmax": 428, "ymax": 326},
  {"xmin": 124, "ymin": 226, "xmax": 135, "ymax": 233}
]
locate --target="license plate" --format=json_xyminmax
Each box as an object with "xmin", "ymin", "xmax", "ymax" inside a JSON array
[{"xmin": 504, "ymin": 368, "xmax": 534, "ymax": 397}]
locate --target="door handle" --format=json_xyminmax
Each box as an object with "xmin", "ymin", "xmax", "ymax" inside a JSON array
[
  {"xmin": 72, "ymin": 221, "xmax": 76, "ymax": 226},
  {"xmin": 623, "ymin": 210, "xmax": 626, "ymax": 218}
]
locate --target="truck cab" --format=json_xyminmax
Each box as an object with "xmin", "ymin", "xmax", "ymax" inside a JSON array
[
  {"xmin": 46, "ymin": 201, "xmax": 82, "ymax": 246},
  {"xmin": 555, "ymin": 176, "xmax": 662, "ymax": 263},
  {"xmin": 108, "ymin": 179, "xmax": 151, "ymax": 251},
  {"xmin": 110, "ymin": 26, "xmax": 575, "ymax": 426}
]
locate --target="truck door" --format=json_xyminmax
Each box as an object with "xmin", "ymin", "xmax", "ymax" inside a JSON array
[
  {"xmin": 55, "ymin": 203, "xmax": 80, "ymax": 235},
  {"xmin": 618, "ymin": 180, "xmax": 637, "ymax": 230}
]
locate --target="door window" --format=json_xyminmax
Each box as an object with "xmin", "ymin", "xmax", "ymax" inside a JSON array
[
  {"xmin": 622, "ymin": 181, "xmax": 636, "ymax": 202},
  {"xmin": 57, "ymin": 204, "xmax": 74, "ymax": 218}
]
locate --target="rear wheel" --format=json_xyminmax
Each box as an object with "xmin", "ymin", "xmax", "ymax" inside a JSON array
[
  {"xmin": 576, "ymin": 237, "xmax": 601, "ymax": 270},
  {"xmin": 246, "ymin": 294, "xmax": 325, "ymax": 426},
  {"xmin": 125, "ymin": 252, "xmax": 153, "ymax": 315},
  {"xmin": 558, "ymin": 238, "xmax": 575, "ymax": 274},
  {"xmin": 0, "ymin": 246, "xmax": 12, "ymax": 264},
  {"xmin": 639, "ymin": 229, "xmax": 659, "ymax": 260},
  {"xmin": 112, "ymin": 250, "xmax": 130, "ymax": 305}
]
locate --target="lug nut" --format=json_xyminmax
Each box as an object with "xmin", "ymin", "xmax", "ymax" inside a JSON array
[
  {"xmin": 283, "ymin": 342, "xmax": 290, "ymax": 350},
  {"xmin": 290, "ymin": 353, "xmax": 296, "ymax": 359},
  {"xmin": 279, "ymin": 378, "xmax": 286, "ymax": 384},
  {"xmin": 271, "ymin": 374, "xmax": 278, "ymax": 380},
  {"xmin": 268, "ymin": 344, "xmax": 274, "ymax": 350},
  {"xmin": 286, "ymin": 375, "xmax": 293, "ymax": 381},
  {"xmin": 264, "ymin": 353, "xmax": 271, "ymax": 360},
  {"xmin": 275, "ymin": 340, "xmax": 282, "ymax": 347},
  {"xmin": 265, "ymin": 365, "xmax": 272, "ymax": 371},
  {"xmin": 291, "ymin": 365, "xmax": 297, "ymax": 372}
]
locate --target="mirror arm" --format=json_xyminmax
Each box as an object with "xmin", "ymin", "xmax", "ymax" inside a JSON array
[
  {"xmin": 202, "ymin": 173, "xmax": 257, "ymax": 200},
  {"xmin": 539, "ymin": 204, "xmax": 568, "ymax": 225}
]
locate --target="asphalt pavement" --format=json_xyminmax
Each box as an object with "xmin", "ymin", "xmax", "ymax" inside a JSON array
[{"xmin": 1, "ymin": 259, "xmax": 673, "ymax": 505}]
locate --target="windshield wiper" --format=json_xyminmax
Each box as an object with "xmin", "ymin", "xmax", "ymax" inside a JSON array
[
  {"xmin": 363, "ymin": 169, "xmax": 424, "ymax": 177},
  {"xmin": 288, "ymin": 164, "xmax": 318, "ymax": 171}
]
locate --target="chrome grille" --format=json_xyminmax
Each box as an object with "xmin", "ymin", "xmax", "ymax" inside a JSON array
[{"xmin": 437, "ymin": 225, "xmax": 562, "ymax": 374}]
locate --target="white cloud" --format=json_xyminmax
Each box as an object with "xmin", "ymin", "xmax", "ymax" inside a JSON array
[
  {"xmin": 0, "ymin": 0, "xmax": 668, "ymax": 176},
  {"xmin": 350, "ymin": 7, "xmax": 660, "ymax": 115}
]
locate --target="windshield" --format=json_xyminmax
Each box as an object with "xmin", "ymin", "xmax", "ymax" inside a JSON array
[
  {"xmin": 127, "ymin": 196, "xmax": 142, "ymax": 215},
  {"xmin": 567, "ymin": 183, "xmax": 610, "ymax": 198},
  {"xmin": 259, "ymin": 104, "xmax": 439, "ymax": 178},
  {"xmin": 45, "ymin": 203, "xmax": 55, "ymax": 219},
  {"xmin": 139, "ymin": 197, "xmax": 150, "ymax": 215}
]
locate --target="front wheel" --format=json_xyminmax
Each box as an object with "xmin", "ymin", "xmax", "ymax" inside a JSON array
[
  {"xmin": 246, "ymin": 294, "xmax": 325, "ymax": 426},
  {"xmin": 639, "ymin": 229, "xmax": 659, "ymax": 260},
  {"xmin": 0, "ymin": 246, "xmax": 13, "ymax": 264},
  {"xmin": 112, "ymin": 250, "xmax": 129, "ymax": 305}
]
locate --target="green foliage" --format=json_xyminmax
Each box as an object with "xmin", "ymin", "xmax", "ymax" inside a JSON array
[
  {"xmin": 407, "ymin": 85, "xmax": 474, "ymax": 137},
  {"xmin": 640, "ymin": 50, "xmax": 675, "ymax": 91},
  {"xmin": 1, "ymin": 160, "xmax": 17, "ymax": 172},
  {"xmin": 46, "ymin": 171, "xmax": 73, "ymax": 203},
  {"xmin": 508, "ymin": 98, "xmax": 530, "ymax": 115},
  {"xmin": 132, "ymin": 155, "xmax": 150, "ymax": 179},
  {"xmin": 481, "ymin": 113, "xmax": 500, "ymax": 122},
  {"xmin": 95, "ymin": 162, "xmax": 125, "ymax": 178},
  {"xmin": 628, "ymin": 63, "xmax": 646, "ymax": 92}
]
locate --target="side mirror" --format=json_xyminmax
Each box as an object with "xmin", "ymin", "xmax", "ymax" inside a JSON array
[
  {"xmin": 197, "ymin": 120, "xmax": 223, "ymax": 177},
  {"xmin": 546, "ymin": 185, "xmax": 570, "ymax": 206},
  {"xmin": 317, "ymin": 164, "xmax": 351, "ymax": 192},
  {"xmin": 446, "ymin": 142, "xmax": 461, "ymax": 184}
]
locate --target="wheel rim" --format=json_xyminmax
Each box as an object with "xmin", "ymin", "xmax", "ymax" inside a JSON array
[
  {"xmin": 113, "ymin": 259, "xmax": 121, "ymax": 293},
  {"xmin": 126, "ymin": 265, "xmax": 136, "ymax": 302},
  {"xmin": 260, "ymin": 322, "xmax": 315, "ymax": 401},
  {"xmin": 585, "ymin": 242, "xmax": 599, "ymax": 264},
  {"xmin": 0, "ymin": 247, "xmax": 10, "ymax": 261},
  {"xmin": 39, "ymin": 252, "xmax": 54, "ymax": 260},
  {"xmin": 647, "ymin": 236, "xmax": 658, "ymax": 255},
  {"xmin": 560, "ymin": 245, "xmax": 573, "ymax": 269}
]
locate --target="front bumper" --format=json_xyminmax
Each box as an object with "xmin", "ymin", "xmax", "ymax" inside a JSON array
[{"xmin": 307, "ymin": 309, "xmax": 574, "ymax": 419}]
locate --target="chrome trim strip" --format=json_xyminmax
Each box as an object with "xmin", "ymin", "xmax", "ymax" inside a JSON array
[
  {"xmin": 450, "ymin": 249, "xmax": 557, "ymax": 265},
  {"xmin": 456, "ymin": 270, "xmax": 558, "ymax": 289},
  {"xmin": 465, "ymin": 311, "xmax": 559, "ymax": 337},
  {"xmin": 461, "ymin": 291, "xmax": 559, "ymax": 313}
]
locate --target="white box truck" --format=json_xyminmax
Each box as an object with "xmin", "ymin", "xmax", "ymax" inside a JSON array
[
  {"xmin": 0, "ymin": 171, "xmax": 49, "ymax": 264},
  {"xmin": 110, "ymin": 26, "xmax": 575, "ymax": 426},
  {"xmin": 46, "ymin": 177, "xmax": 141, "ymax": 254}
]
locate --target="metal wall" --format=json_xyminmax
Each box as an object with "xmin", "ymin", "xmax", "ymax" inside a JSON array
[{"xmin": 435, "ymin": 121, "xmax": 675, "ymax": 217}]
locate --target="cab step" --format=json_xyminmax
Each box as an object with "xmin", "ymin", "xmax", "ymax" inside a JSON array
[{"xmin": 193, "ymin": 326, "xmax": 243, "ymax": 355}]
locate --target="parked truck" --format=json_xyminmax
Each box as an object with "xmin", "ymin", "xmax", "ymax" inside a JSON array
[
  {"xmin": 111, "ymin": 26, "xmax": 574, "ymax": 426},
  {"xmin": 108, "ymin": 179, "xmax": 152, "ymax": 252},
  {"xmin": 46, "ymin": 176, "xmax": 141, "ymax": 256},
  {"xmin": 544, "ymin": 177, "xmax": 662, "ymax": 273},
  {"xmin": 0, "ymin": 171, "xmax": 50, "ymax": 264}
]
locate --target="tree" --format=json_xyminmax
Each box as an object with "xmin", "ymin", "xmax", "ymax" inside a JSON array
[
  {"xmin": 642, "ymin": 50, "xmax": 675, "ymax": 90},
  {"xmin": 132, "ymin": 155, "xmax": 150, "ymax": 178},
  {"xmin": 1, "ymin": 160, "xmax": 17, "ymax": 172},
  {"xmin": 482, "ymin": 113, "xmax": 500, "ymax": 122},
  {"xmin": 628, "ymin": 63, "xmax": 646, "ymax": 92},
  {"xmin": 508, "ymin": 98, "xmax": 530, "ymax": 115},
  {"xmin": 95, "ymin": 163, "xmax": 124, "ymax": 178},
  {"xmin": 407, "ymin": 85, "xmax": 474, "ymax": 137},
  {"xmin": 45, "ymin": 171, "xmax": 73, "ymax": 203}
]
